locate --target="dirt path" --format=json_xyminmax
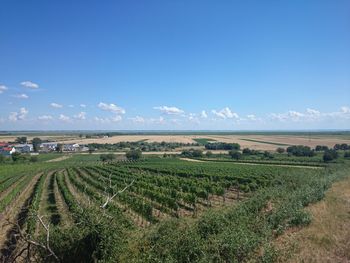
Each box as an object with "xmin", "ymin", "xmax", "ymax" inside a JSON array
[
  {"xmin": 46, "ymin": 155, "xmax": 71, "ymax": 162},
  {"xmin": 0, "ymin": 173, "xmax": 41, "ymax": 260},
  {"xmin": 179, "ymin": 158, "xmax": 205, "ymax": 163},
  {"xmin": 53, "ymin": 171, "xmax": 73, "ymax": 228},
  {"xmin": 180, "ymin": 158, "xmax": 323, "ymax": 169},
  {"xmin": 276, "ymin": 175, "xmax": 350, "ymax": 263}
]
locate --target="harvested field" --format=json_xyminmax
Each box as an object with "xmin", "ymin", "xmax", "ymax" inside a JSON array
[{"xmin": 54, "ymin": 134, "xmax": 350, "ymax": 151}]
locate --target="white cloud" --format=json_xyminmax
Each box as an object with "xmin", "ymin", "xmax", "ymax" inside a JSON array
[
  {"xmin": 98, "ymin": 102, "xmax": 125, "ymax": 114},
  {"xmin": 341, "ymin": 106, "xmax": 350, "ymax": 114},
  {"xmin": 38, "ymin": 115, "xmax": 53, "ymax": 121},
  {"xmin": 74, "ymin": 112, "xmax": 86, "ymax": 120},
  {"xmin": 8, "ymin": 107, "xmax": 28, "ymax": 122},
  {"xmin": 212, "ymin": 107, "xmax": 239, "ymax": 119},
  {"xmin": 306, "ymin": 108, "xmax": 320, "ymax": 115},
  {"xmin": 50, "ymin": 103, "xmax": 63, "ymax": 108},
  {"xmin": 200, "ymin": 110, "xmax": 208, "ymax": 118},
  {"xmin": 80, "ymin": 104, "xmax": 86, "ymax": 108},
  {"xmin": 0, "ymin": 85, "xmax": 8, "ymax": 94},
  {"xmin": 247, "ymin": 114, "xmax": 257, "ymax": 121},
  {"xmin": 153, "ymin": 106, "xmax": 184, "ymax": 115},
  {"xmin": 94, "ymin": 115, "xmax": 122, "ymax": 123},
  {"xmin": 13, "ymin": 93, "xmax": 29, "ymax": 99},
  {"xmin": 149, "ymin": 116, "xmax": 165, "ymax": 124},
  {"xmin": 111, "ymin": 115, "xmax": 122, "ymax": 122},
  {"xmin": 20, "ymin": 81, "xmax": 39, "ymax": 89},
  {"xmin": 129, "ymin": 116, "xmax": 145, "ymax": 124},
  {"xmin": 59, "ymin": 114, "xmax": 70, "ymax": 122}
]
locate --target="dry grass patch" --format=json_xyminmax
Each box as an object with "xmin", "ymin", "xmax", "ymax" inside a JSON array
[{"xmin": 276, "ymin": 175, "xmax": 350, "ymax": 263}]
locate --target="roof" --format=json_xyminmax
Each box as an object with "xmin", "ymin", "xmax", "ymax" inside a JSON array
[{"xmin": 2, "ymin": 147, "xmax": 14, "ymax": 151}]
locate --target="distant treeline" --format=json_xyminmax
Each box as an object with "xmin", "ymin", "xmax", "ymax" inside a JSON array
[
  {"xmin": 205, "ymin": 142, "xmax": 240, "ymax": 150},
  {"xmin": 89, "ymin": 141, "xmax": 199, "ymax": 152}
]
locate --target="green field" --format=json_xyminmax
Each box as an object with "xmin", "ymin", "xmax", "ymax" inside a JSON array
[
  {"xmin": 192, "ymin": 138, "xmax": 217, "ymax": 145},
  {"xmin": 240, "ymin": 138, "xmax": 291, "ymax": 146},
  {"xmin": 0, "ymin": 153, "xmax": 349, "ymax": 262}
]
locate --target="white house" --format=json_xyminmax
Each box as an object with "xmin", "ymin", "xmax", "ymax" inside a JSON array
[
  {"xmin": 63, "ymin": 143, "xmax": 80, "ymax": 152},
  {"xmin": 15, "ymin": 144, "xmax": 33, "ymax": 153},
  {"xmin": 40, "ymin": 142, "xmax": 58, "ymax": 152}
]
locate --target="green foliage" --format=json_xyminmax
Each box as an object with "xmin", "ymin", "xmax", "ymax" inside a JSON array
[
  {"xmin": 181, "ymin": 149, "xmax": 203, "ymax": 158},
  {"xmin": 32, "ymin": 137, "xmax": 42, "ymax": 152},
  {"xmin": 323, "ymin": 149, "xmax": 338, "ymax": 162},
  {"xmin": 205, "ymin": 151, "xmax": 213, "ymax": 157},
  {"xmin": 30, "ymin": 156, "xmax": 39, "ymax": 162},
  {"xmin": 333, "ymin": 143, "xmax": 350, "ymax": 150},
  {"xmin": 229, "ymin": 150, "xmax": 242, "ymax": 160},
  {"xmin": 100, "ymin": 153, "xmax": 116, "ymax": 162},
  {"xmin": 11, "ymin": 152, "xmax": 27, "ymax": 162},
  {"xmin": 205, "ymin": 142, "xmax": 240, "ymax": 150},
  {"xmin": 315, "ymin": 145, "xmax": 329, "ymax": 152},
  {"xmin": 193, "ymin": 138, "xmax": 216, "ymax": 145},
  {"xmin": 15, "ymin": 136, "xmax": 27, "ymax": 144},
  {"xmin": 125, "ymin": 149, "xmax": 142, "ymax": 160},
  {"xmin": 287, "ymin": 145, "xmax": 315, "ymax": 157},
  {"xmin": 276, "ymin": 147, "xmax": 285, "ymax": 154}
]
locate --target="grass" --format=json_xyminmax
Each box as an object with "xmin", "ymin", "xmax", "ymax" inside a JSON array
[
  {"xmin": 193, "ymin": 138, "xmax": 216, "ymax": 145},
  {"xmin": 275, "ymin": 165, "xmax": 350, "ymax": 262},
  {"xmin": 240, "ymin": 138, "xmax": 291, "ymax": 146}
]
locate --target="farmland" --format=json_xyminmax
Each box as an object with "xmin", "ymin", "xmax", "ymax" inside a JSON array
[
  {"xmin": 0, "ymin": 150, "xmax": 349, "ymax": 262},
  {"xmin": 2, "ymin": 131, "xmax": 350, "ymax": 151}
]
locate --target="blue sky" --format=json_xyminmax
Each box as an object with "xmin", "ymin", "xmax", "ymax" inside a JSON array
[{"xmin": 0, "ymin": 0, "xmax": 349, "ymax": 130}]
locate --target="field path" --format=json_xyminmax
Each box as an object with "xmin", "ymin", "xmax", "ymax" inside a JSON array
[
  {"xmin": 46, "ymin": 155, "xmax": 71, "ymax": 162},
  {"xmin": 180, "ymin": 158, "xmax": 323, "ymax": 169}
]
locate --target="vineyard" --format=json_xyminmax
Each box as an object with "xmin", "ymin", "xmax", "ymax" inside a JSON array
[{"xmin": 0, "ymin": 157, "xmax": 347, "ymax": 262}]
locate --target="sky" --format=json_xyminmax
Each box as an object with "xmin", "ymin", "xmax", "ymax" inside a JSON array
[{"xmin": 0, "ymin": 0, "xmax": 349, "ymax": 131}]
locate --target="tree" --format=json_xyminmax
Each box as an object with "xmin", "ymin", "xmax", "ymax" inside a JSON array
[
  {"xmin": 11, "ymin": 152, "xmax": 26, "ymax": 162},
  {"xmin": 276, "ymin": 147, "xmax": 285, "ymax": 154},
  {"xmin": 56, "ymin": 144, "xmax": 63, "ymax": 153},
  {"xmin": 286, "ymin": 145, "xmax": 315, "ymax": 157},
  {"xmin": 323, "ymin": 149, "xmax": 338, "ymax": 162},
  {"xmin": 88, "ymin": 146, "xmax": 95, "ymax": 154},
  {"xmin": 32, "ymin": 137, "xmax": 42, "ymax": 152},
  {"xmin": 344, "ymin": 151, "xmax": 350, "ymax": 158},
  {"xmin": 181, "ymin": 149, "xmax": 203, "ymax": 158},
  {"xmin": 125, "ymin": 149, "xmax": 142, "ymax": 160},
  {"xmin": 100, "ymin": 154, "xmax": 116, "ymax": 162},
  {"xmin": 242, "ymin": 148, "xmax": 252, "ymax": 155},
  {"xmin": 315, "ymin": 145, "xmax": 329, "ymax": 152},
  {"xmin": 229, "ymin": 150, "xmax": 242, "ymax": 160},
  {"xmin": 15, "ymin": 137, "xmax": 27, "ymax": 144},
  {"xmin": 205, "ymin": 151, "xmax": 213, "ymax": 158},
  {"xmin": 263, "ymin": 151, "xmax": 273, "ymax": 159}
]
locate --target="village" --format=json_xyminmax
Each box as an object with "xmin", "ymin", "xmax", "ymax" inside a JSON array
[{"xmin": 0, "ymin": 140, "xmax": 89, "ymax": 156}]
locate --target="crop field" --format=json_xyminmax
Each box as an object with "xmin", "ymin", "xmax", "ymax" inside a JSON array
[
  {"xmin": 1, "ymin": 154, "xmax": 343, "ymax": 262},
  {"xmin": 3, "ymin": 132, "xmax": 349, "ymax": 151}
]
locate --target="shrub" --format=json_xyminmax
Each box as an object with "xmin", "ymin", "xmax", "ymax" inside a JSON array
[
  {"xmin": 125, "ymin": 149, "xmax": 142, "ymax": 160},
  {"xmin": 315, "ymin": 145, "xmax": 329, "ymax": 152},
  {"xmin": 100, "ymin": 153, "xmax": 116, "ymax": 162},
  {"xmin": 205, "ymin": 151, "xmax": 213, "ymax": 158},
  {"xmin": 181, "ymin": 149, "xmax": 203, "ymax": 158},
  {"xmin": 323, "ymin": 149, "xmax": 338, "ymax": 162},
  {"xmin": 30, "ymin": 156, "xmax": 39, "ymax": 162},
  {"xmin": 276, "ymin": 147, "xmax": 285, "ymax": 154},
  {"xmin": 286, "ymin": 145, "xmax": 315, "ymax": 157},
  {"xmin": 229, "ymin": 150, "xmax": 242, "ymax": 160}
]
